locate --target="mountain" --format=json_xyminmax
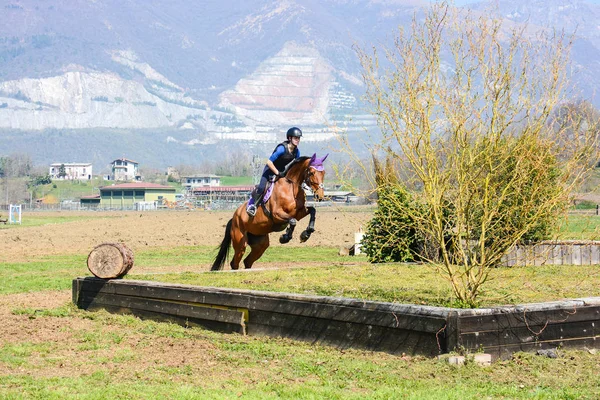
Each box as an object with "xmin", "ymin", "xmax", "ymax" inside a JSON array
[
  {"xmin": 470, "ymin": 0, "xmax": 600, "ymax": 48},
  {"xmin": 470, "ymin": 0, "xmax": 600, "ymax": 103},
  {"xmin": 0, "ymin": 0, "xmax": 599, "ymax": 169}
]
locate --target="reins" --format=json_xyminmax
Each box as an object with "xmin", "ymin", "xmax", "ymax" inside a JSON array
[{"xmin": 279, "ymin": 163, "xmax": 321, "ymax": 199}]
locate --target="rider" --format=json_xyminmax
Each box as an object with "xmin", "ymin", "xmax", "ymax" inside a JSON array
[{"xmin": 246, "ymin": 127, "xmax": 302, "ymax": 217}]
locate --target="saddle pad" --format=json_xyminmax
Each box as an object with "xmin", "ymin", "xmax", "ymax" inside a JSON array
[{"xmin": 263, "ymin": 182, "xmax": 274, "ymax": 202}]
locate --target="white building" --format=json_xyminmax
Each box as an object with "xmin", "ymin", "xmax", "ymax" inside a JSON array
[
  {"xmin": 182, "ymin": 174, "xmax": 221, "ymax": 190},
  {"xmin": 111, "ymin": 158, "xmax": 139, "ymax": 181},
  {"xmin": 49, "ymin": 163, "xmax": 93, "ymax": 180}
]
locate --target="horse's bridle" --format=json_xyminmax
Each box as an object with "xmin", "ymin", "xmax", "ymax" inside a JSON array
[{"xmin": 303, "ymin": 166, "xmax": 324, "ymax": 193}]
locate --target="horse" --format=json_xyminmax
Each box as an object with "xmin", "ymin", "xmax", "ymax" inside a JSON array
[{"xmin": 211, "ymin": 153, "xmax": 328, "ymax": 271}]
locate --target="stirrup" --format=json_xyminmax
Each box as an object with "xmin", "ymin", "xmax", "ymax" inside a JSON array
[{"xmin": 246, "ymin": 204, "xmax": 257, "ymax": 217}]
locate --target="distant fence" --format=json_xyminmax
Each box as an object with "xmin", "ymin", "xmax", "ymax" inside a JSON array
[
  {"xmin": 503, "ymin": 241, "xmax": 600, "ymax": 266},
  {"xmin": 0, "ymin": 203, "xmax": 83, "ymax": 212},
  {"xmin": 0, "ymin": 199, "xmax": 361, "ymax": 212}
]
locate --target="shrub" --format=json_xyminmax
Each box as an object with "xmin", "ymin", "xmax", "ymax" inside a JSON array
[{"xmin": 362, "ymin": 184, "xmax": 423, "ymax": 263}]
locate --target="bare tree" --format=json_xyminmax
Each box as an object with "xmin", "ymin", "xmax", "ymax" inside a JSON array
[
  {"xmin": 0, "ymin": 153, "xmax": 33, "ymax": 205},
  {"xmin": 346, "ymin": 2, "xmax": 600, "ymax": 306},
  {"xmin": 214, "ymin": 152, "xmax": 253, "ymax": 177}
]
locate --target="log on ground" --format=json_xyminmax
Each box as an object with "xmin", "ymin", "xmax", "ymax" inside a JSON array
[{"xmin": 87, "ymin": 242, "xmax": 134, "ymax": 279}]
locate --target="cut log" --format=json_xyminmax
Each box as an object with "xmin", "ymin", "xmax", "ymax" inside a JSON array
[{"xmin": 87, "ymin": 242, "xmax": 134, "ymax": 279}]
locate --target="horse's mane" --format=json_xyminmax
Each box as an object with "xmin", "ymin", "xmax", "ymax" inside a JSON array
[
  {"xmin": 291, "ymin": 156, "xmax": 311, "ymax": 166},
  {"xmin": 283, "ymin": 156, "xmax": 311, "ymax": 175}
]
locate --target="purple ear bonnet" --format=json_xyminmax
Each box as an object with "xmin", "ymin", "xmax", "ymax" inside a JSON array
[{"xmin": 310, "ymin": 153, "xmax": 328, "ymax": 171}]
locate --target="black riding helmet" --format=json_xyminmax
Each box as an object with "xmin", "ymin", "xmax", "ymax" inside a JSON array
[{"xmin": 286, "ymin": 127, "xmax": 303, "ymax": 138}]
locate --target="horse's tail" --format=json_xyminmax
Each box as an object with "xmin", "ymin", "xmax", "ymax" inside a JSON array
[{"xmin": 211, "ymin": 218, "xmax": 233, "ymax": 271}]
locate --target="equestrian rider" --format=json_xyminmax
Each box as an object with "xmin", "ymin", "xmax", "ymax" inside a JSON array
[{"xmin": 247, "ymin": 127, "xmax": 302, "ymax": 217}]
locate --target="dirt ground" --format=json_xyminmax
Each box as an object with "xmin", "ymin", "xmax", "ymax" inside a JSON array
[
  {"xmin": 0, "ymin": 207, "xmax": 372, "ymax": 264},
  {"xmin": 0, "ymin": 207, "xmax": 374, "ymax": 381},
  {"xmin": 0, "ymin": 289, "xmax": 224, "ymax": 380}
]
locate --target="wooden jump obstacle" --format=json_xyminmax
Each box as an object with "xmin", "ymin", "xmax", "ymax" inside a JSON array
[{"xmin": 72, "ymin": 277, "xmax": 600, "ymax": 359}]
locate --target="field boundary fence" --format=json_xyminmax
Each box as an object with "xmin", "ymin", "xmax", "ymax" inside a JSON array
[{"xmin": 503, "ymin": 240, "xmax": 600, "ymax": 266}]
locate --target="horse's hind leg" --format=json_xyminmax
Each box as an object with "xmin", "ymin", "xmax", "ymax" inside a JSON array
[
  {"xmin": 230, "ymin": 227, "xmax": 247, "ymax": 270},
  {"xmin": 300, "ymin": 206, "xmax": 316, "ymax": 242},
  {"xmin": 244, "ymin": 233, "xmax": 269, "ymax": 269}
]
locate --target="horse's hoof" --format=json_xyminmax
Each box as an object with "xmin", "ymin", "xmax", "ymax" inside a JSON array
[
  {"xmin": 300, "ymin": 231, "xmax": 311, "ymax": 242},
  {"xmin": 279, "ymin": 235, "xmax": 291, "ymax": 244}
]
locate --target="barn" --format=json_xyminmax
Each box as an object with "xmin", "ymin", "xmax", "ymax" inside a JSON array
[{"xmin": 96, "ymin": 182, "xmax": 176, "ymax": 209}]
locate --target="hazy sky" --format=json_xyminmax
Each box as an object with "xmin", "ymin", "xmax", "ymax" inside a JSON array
[{"xmin": 452, "ymin": 0, "xmax": 600, "ymax": 4}]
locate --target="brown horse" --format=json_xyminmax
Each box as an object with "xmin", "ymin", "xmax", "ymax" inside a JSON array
[{"xmin": 211, "ymin": 153, "xmax": 328, "ymax": 270}]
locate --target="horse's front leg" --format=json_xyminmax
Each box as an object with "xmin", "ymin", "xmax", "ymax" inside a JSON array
[
  {"xmin": 279, "ymin": 218, "xmax": 297, "ymax": 244},
  {"xmin": 300, "ymin": 206, "xmax": 316, "ymax": 243}
]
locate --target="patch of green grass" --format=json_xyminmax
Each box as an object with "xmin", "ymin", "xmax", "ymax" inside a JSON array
[
  {"xmin": 133, "ymin": 245, "xmax": 340, "ymax": 268},
  {"xmin": 12, "ymin": 303, "xmax": 75, "ymax": 318},
  {"xmin": 2, "ymin": 243, "xmax": 599, "ymax": 306},
  {"xmin": 557, "ymin": 214, "xmax": 600, "ymax": 240},
  {"xmin": 135, "ymin": 246, "xmax": 215, "ymax": 267},
  {"xmin": 220, "ymin": 176, "xmax": 253, "ymax": 186},
  {"xmin": 0, "ymin": 305, "xmax": 598, "ymax": 399},
  {"xmin": 2, "ymin": 321, "xmax": 599, "ymax": 398},
  {"xmin": 0, "ymin": 255, "xmax": 87, "ymax": 294},
  {"xmin": 0, "ymin": 213, "xmax": 118, "ymax": 230},
  {"xmin": 573, "ymin": 200, "xmax": 597, "ymax": 210},
  {"xmin": 0, "ymin": 342, "xmax": 53, "ymax": 367},
  {"xmin": 32, "ymin": 177, "xmax": 108, "ymax": 201},
  {"xmin": 131, "ymin": 262, "xmax": 600, "ymax": 307}
]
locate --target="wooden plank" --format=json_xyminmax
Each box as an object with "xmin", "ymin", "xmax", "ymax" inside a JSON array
[
  {"xmin": 248, "ymin": 310, "xmax": 442, "ymax": 356},
  {"xmin": 523, "ymin": 245, "xmax": 532, "ymax": 266},
  {"xmin": 591, "ymin": 245, "xmax": 600, "ymax": 265},
  {"xmin": 504, "ymin": 247, "xmax": 516, "ymax": 267},
  {"xmin": 444, "ymin": 311, "xmax": 460, "ymax": 353},
  {"xmin": 562, "ymin": 244, "xmax": 573, "ymax": 265},
  {"xmin": 78, "ymin": 291, "xmax": 246, "ymax": 325},
  {"xmin": 533, "ymin": 245, "xmax": 547, "ymax": 266},
  {"xmin": 515, "ymin": 246, "xmax": 524, "ymax": 266},
  {"xmin": 72, "ymin": 278, "xmax": 80, "ymax": 305},
  {"xmin": 74, "ymin": 278, "xmax": 447, "ymax": 332},
  {"xmin": 243, "ymin": 306, "xmax": 444, "ymax": 333},
  {"xmin": 572, "ymin": 245, "xmax": 582, "ymax": 266},
  {"xmin": 581, "ymin": 245, "xmax": 592, "ymax": 265},
  {"xmin": 551, "ymin": 244, "xmax": 562, "ymax": 265},
  {"xmin": 78, "ymin": 291, "xmax": 246, "ymax": 335},
  {"xmin": 459, "ymin": 305, "xmax": 600, "ymax": 333},
  {"xmin": 473, "ymin": 336, "xmax": 600, "ymax": 360},
  {"xmin": 459, "ymin": 320, "xmax": 599, "ymax": 349},
  {"xmin": 85, "ymin": 303, "xmax": 245, "ymax": 334}
]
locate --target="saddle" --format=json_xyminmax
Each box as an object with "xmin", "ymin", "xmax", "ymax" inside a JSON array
[
  {"xmin": 248, "ymin": 160, "xmax": 295, "ymax": 216},
  {"xmin": 252, "ymin": 178, "xmax": 275, "ymax": 207}
]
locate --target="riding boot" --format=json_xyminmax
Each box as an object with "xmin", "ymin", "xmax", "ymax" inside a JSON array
[{"xmin": 246, "ymin": 188, "xmax": 262, "ymax": 217}]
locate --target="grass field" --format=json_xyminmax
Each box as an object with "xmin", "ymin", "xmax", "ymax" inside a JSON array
[{"xmin": 0, "ymin": 211, "xmax": 599, "ymax": 398}]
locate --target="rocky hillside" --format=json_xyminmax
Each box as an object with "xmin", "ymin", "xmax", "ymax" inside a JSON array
[{"xmin": 0, "ymin": 0, "xmax": 598, "ymax": 167}]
